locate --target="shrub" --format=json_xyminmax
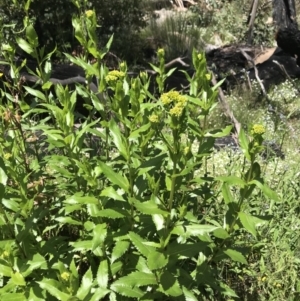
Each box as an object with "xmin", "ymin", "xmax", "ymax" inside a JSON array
[
  {"xmin": 0, "ymin": 5, "xmax": 280, "ymax": 301},
  {"xmin": 0, "ymin": 0, "xmax": 147, "ymax": 62}
]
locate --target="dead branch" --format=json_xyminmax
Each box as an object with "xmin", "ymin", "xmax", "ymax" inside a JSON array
[
  {"xmin": 211, "ymin": 72, "xmax": 241, "ymax": 139},
  {"xmin": 240, "ymin": 48, "xmax": 270, "ymax": 100}
]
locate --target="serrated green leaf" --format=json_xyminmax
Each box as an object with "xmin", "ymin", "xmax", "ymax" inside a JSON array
[
  {"xmin": 250, "ymin": 180, "xmax": 279, "ymax": 202},
  {"xmin": 160, "ymin": 271, "xmax": 182, "ymax": 297},
  {"xmin": 97, "ymin": 162, "xmax": 129, "ymax": 192},
  {"xmin": 217, "ymin": 176, "xmax": 246, "ymax": 187},
  {"xmin": 111, "ymin": 241, "xmax": 130, "ymax": 263},
  {"xmin": 182, "ymin": 286, "xmax": 198, "ymax": 301},
  {"xmin": 238, "ymin": 212, "xmax": 257, "ymax": 238},
  {"xmin": 223, "ymin": 249, "xmax": 247, "ymax": 264},
  {"xmin": 24, "ymin": 253, "xmax": 47, "ymax": 276},
  {"xmin": 16, "ymin": 37, "xmax": 35, "ymax": 56},
  {"xmin": 92, "ymin": 224, "xmax": 107, "ymax": 251},
  {"xmin": 238, "ymin": 129, "xmax": 250, "ymax": 160},
  {"xmin": 205, "ymin": 125, "xmax": 232, "ymax": 137},
  {"xmin": 76, "ymin": 268, "xmax": 93, "ymax": 300},
  {"xmin": 26, "ymin": 24, "xmax": 39, "ymax": 47},
  {"xmin": 109, "ymin": 119, "xmax": 129, "ymax": 160},
  {"xmin": 11, "ymin": 272, "xmax": 26, "ymax": 286},
  {"xmin": 0, "ymin": 293, "xmax": 26, "ymax": 301},
  {"xmin": 95, "ymin": 208, "xmax": 129, "ymax": 219},
  {"xmin": 89, "ymin": 288, "xmax": 110, "ymax": 301},
  {"xmin": 221, "ymin": 182, "xmax": 234, "ymax": 204},
  {"xmin": 129, "ymin": 123, "xmax": 151, "ymax": 139},
  {"xmin": 97, "ymin": 260, "xmax": 109, "ymax": 288},
  {"xmin": 185, "ymin": 225, "xmax": 218, "ymax": 236},
  {"xmin": 219, "ymin": 282, "xmax": 239, "ymax": 297},
  {"xmin": 70, "ymin": 240, "xmax": 93, "ymax": 251},
  {"xmin": 147, "ymin": 251, "xmax": 168, "ymax": 270},
  {"xmin": 112, "ymin": 271, "xmax": 156, "ymax": 287},
  {"xmin": 100, "ymin": 186, "xmax": 125, "ymax": 201},
  {"xmin": 152, "ymin": 214, "xmax": 165, "ymax": 231},
  {"xmin": 133, "ymin": 200, "xmax": 169, "ymax": 216},
  {"xmin": 0, "ymin": 264, "xmax": 13, "ymax": 276},
  {"xmin": 0, "ymin": 157, "xmax": 8, "ymax": 186},
  {"xmin": 166, "ymin": 242, "xmax": 209, "ymax": 257},
  {"xmin": 64, "ymin": 195, "xmax": 98, "ymax": 205},
  {"xmin": 24, "ymin": 86, "xmax": 46, "ymax": 101},
  {"xmin": 37, "ymin": 278, "xmax": 70, "ymax": 301},
  {"xmin": 111, "ymin": 261, "xmax": 123, "ymax": 277},
  {"xmin": 55, "ymin": 217, "xmax": 81, "ymax": 225},
  {"xmin": 2, "ymin": 199, "xmax": 20, "ymax": 213},
  {"xmin": 28, "ymin": 285, "xmax": 47, "ymax": 301},
  {"xmin": 213, "ymin": 228, "xmax": 230, "ymax": 239},
  {"xmin": 128, "ymin": 232, "xmax": 155, "ymax": 257},
  {"xmin": 110, "ymin": 284, "xmax": 144, "ymax": 298}
]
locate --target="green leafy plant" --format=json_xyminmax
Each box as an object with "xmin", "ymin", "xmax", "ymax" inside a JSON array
[{"xmin": 0, "ymin": 4, "xmax": 281, "ymax": 301}]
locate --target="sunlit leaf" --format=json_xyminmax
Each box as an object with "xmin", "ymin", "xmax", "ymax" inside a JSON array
[
  {"xmin": 223, "ymin": 249, "xmax": 247, "ymax": 264},
  {"xmin": 76, "ymin": 268, "xmax": 93, "ymax": 300},
  {"xmin": 112, "ymin": 271, "xmax": 156, "ymax": 287},
  {"xmin": 147, "ymin": 251, "xmax": 168, "ymax": 270},
  {"xmin": 37, "ymin": 278, "xmax": 70, "ymax": 301},
  {"xmin": 159, "ymin": 271, "xmax": 182, "ymax": 297},
  {"xmin": 92, "ymin": 224, "xmax": 107, "ymax": 250},
  {"xmin": 238, "ymin": 212, "xmax": 257, "ymax": 238},
  {"xmin": 111, "ymin": 241, "xmax": 130, "ymax": 263},
  {"xmin": 128, "ymin": 232, "xmax": 155, "ymax": 257},
  {"xmin": 96, "ymin": 162, "xmax": 129, "ymax": 192}
]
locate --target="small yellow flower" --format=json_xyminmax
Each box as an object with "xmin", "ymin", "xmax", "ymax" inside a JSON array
[
  {"xmin": 197, "ymin": 53, "xmax": 202, "ymax": 60},
  {"xmin": 251, "ymin": 124, "xmax": 265, "ymax": 136},
  {"xmin": 0, "ymin": 250, "xmax": 9, "ymax": 259},
  {"xmin": 157, "ymin": 48, "xmax": 165, "ymax": 57},
  {"xmin": 149, "ymin": 114, "xmax": 159, "ymax": 123},
  {"xmin": 61, "ymin": 271, "xmax": 70, "ymax": 281},
  {"xmin": 139, "ymin": 71, "xmax": 147, "ymax": 79},
  {"xmin": 170, "ymin": 104, "xmax": 184, "ymax": 117},
  {"xmin": 205, "ymin": 73, "xmax": 211, "ymax": 81},
  {"xmin": 85, "ymin": 10, "xmax": 94, "ymax": 18},
  {"xmin": 0, "ymin": 73, "xmax": 3, "ymax": 78},
  {"xmin": 4, "ymin": 153, "xmax": 12, "ymax": 160},
  {"xmin": 120, "ymin": 62, "xmax": 126, "ymax": 69},
  {"xmin": 261, "ymin": 276, "xmax": 267, "ymax": 282},
  {"xmin": 184, "ymin": 146, "xmax": 190, "ymax": 155},
  {"xmin": 275, "ymin": 283, "xmax": 281, "ymax": 288}
]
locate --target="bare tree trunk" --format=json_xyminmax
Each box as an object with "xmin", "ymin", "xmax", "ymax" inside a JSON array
[{"xmin": 272, "ymin": 0, "xmax": 297, "ymax": 28}]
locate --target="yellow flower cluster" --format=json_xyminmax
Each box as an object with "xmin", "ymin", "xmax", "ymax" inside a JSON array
[
  {"xmin": 105, "ymin": 70, "xmax": 125, "ymax": 83},
  {"xmin": 251, "ymin": 124, "xmax": 265, "ymax": 136},
  {"xmin": 4, "ymin": 153, "xmax": 12, "ymax": 160},
  {"xmin": 0, "ymin": 250, "xmax": 9, "ymax": 259},
  {"xmin": 170, "ymin": 105, "xmax": 183, "ymax": 117},
  {"xmin": 160, "ymin": 91, "xmax": 187, "ymax": 106},
  {"xmin": 157, "ymin": 48, "xmax": 165, "ymax": 56},
  {"xmin": 160, "ymin": 91, "xmax": 187, "ymax": 117},
  {"xmin": 205, "ymin": 73, "xmax": 211, "ymax": 81},
  {"xmin": 184, "ymin": 146, "xmax": 190, "ymax": 155},
  {"xmin": 61, "ymin": 271, "xmax": 70, "ymax": 281},
  {"xmin": 149, "ymin": 114, "xmax": 159, "ymax": 123},
  {"xmin": 85, "ymin": 10, "xmax": 94, "ymax": 18}
]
